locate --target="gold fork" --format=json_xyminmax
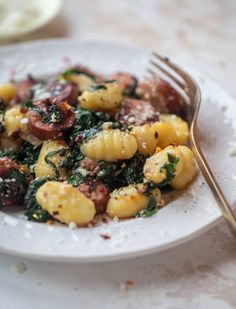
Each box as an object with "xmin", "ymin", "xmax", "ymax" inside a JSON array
[{"xmin": 148, "ymin": 51, "xmax": 236, "ymax": 236}]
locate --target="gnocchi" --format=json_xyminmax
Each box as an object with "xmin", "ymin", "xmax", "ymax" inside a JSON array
[
  {"xmin": 160, "ymin": 114, "xmax": 189, "ymax": 145},
  {"xmin": 35, "ymin": 140, "xmax": 67, "ymax": 178},
  {"xmin": 155, "ymin": 121, "xmax": 178, "ymax": 148},
  {"xmin": 63, "ymin": 73, "xmax": 95, "ymax": 92},
  {"xmin": 80, "ymin": 129, "xmax": 138, "ymax": 162},
  {"xmin": 144, "ymin": 146, "xmax": 184, "ymax": 184},
  {"xmin": 0, "ymin": 83, "xmax": 17, "ymax": 105},
  {"xmin": 36, "ymin": 181, "xmax": 96, "ymax": 225},
  {"xmin": 4, "ymin": 105, "xmax": 28, "ymax": 136},
  {"xmin": 107, "ymin": 184, "xmax": 161, "ymax": 218},
  {"xmin": 170, "ymin": 146, "xmax": 197, "ymax": 189},
  {"xmin": 132, "ymin": 123, "xmax": 159, "ymax": 155},
  {"xmin": 79, "ymin": 81, "xmax": 123, "ymax": 111}
]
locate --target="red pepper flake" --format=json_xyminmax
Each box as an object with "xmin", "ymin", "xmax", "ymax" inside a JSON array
[
  {"xmin": 101, "ymin": 216, "xmax": 108, "ymax": 223},
  {"xmin": 46, "ymin": 220, "xmax": 54, "ymax": 225},
  {"xmin": 20, "ymin": 107, "xmax": 28, "ymax": 114},
  {"xmin": 52, "ymin": 211, "xmax": 59, "ymax": 216},
  {"xmin": 100, "ymin": 234, "xmax": 111, "ymax": 240},
  {"xmin": 75, "ymin": 135, "xmax": 82, "ymax": 143},
  {"xmin": 43, "ymin": 192, "xmax": 48, "ymax": 198}
]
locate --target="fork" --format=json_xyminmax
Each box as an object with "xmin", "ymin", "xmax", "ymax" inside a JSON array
[{"xmin": 148, "ymin": 52, "xmax": 236, "ymax": 236}]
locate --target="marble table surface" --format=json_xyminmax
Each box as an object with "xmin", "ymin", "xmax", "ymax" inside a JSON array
[{"xmin": 1, "ymin": 0, "xmax": 236, "ymax": 308}]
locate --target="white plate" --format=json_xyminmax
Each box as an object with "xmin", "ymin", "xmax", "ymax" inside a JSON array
[
  {"xmin": 0, "ymin": 39, "xmax": 236, "ymax": 262},
  {"xmin": 0, "ymin": 0, "xmax": 63, "ymax": 40}
]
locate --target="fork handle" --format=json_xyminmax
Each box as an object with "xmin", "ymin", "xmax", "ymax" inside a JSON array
[{"xmin": 190, "ymin": 131, "xmax": 236, "ymax": 236}]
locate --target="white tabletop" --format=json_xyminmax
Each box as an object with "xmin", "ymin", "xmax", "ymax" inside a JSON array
[{"xmin": 1, "ymin": 1, "xmax": 236, "ymax": 308}]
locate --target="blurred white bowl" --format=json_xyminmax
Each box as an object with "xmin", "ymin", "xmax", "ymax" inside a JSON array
[{"xmin": 0, "ymin": 0, "xmax": 63, "ymax": 40}]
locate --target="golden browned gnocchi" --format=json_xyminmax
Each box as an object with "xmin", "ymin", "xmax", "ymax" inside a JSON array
[
  {"xmin": 0, "ymin": 83, "xmax": 17, "ymax": 105},
  {"xmin": 132, "ymin": 123, "xmax": 159, "ymax": 155},
  {"xmin": 144, "ymin": 145, "xmax": 184, "ymax": 184},
  {"xmin": 63, "ymin": 73, "xmax": 95, "ymax": 92},
  {"xmin": 80, "ymin": 129, "xmax": 138, "ymax": 162},
  {"xmin": 79, "ymin": 81, "xmax": 123, "ymax": 111},
  {"xmin": 107, "ymin": 184, "xmax": 161, "ymax": 218},
  {"xmin": 160, "ymin": 114, "xmax": 189, "ymax": 145},
  {"xmin": 155, "ymin": 121, "xmax": 178, "ymax": 148},
  {"xmin": 35, "ymin": 140, "xmax": 67, "ymax": 178},
  {"xmin": 36, "ymin": 181, "xmax": 96, "ymax": 225},
  {"xmin": 170, "ymin": 146, "xmax": 197, "ymax": 189},
  {"xmin": 4, "ymin": 105, "xmax": 28, "ymax": 136},
  {"xmin": 144, "ymin": 145, "xmax": 196, "ymax": 189}
]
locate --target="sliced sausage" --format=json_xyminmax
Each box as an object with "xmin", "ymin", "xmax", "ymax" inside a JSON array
[
  {"xmin": 0, "ymin": 157, "xmax": 19, "ymax": 178},
  {"xmin": 79, "ymin": 158, "xmax": 99, "ymax": 176},
  {"xmin": 136, "ymin": 77, "xmax": 184, "ymax": 115},
  {"xmin": 77, "ymin": 179, "xmax": 109, "ymax": 214},
  {"xmin": 33, "ymin": 80, "xmax": 78, "ymax": 106},
  {"xmin": 109, "ymin": 72, "xmax": 137, "ymax": 96},
  {"xmin": 0, "ymin": 157, "xmax": 27, "ymax": 207},
  {"xmin": 115, "ymin": 98, "xmax": 160, "ymax": 126},
  {"xmin": 12, "ymin": 75, "xmax": 37, "ymax": 103},
  {"xmin": 27, "ymin": 98, "xmax": 75, "ymax": 140}
]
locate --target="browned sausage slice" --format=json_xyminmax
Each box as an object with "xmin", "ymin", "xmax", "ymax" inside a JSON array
[
  {"xmin": 136, "ymin": 77, "xmax": 184, "ymax": 116},
  {"xmin": 79, "ymin": 158, "xmax": 99, "ymax": 176},
  {"xmin": 0, "ymin": 157, "xmax": 19, "ymax": 178},
  {"xmin": 27, "ymin": 98, "xmax": 75, "ymax": 140},
  {"xmin": 33, "ymin": 80, "xmax": 78, "ymax": 106},
  {"xmin": 13, "ymin": 75, "xmax": 37, "ymax": 103},
  {"xmin": 115, "ymin": 98, "xmax": 160, "ymax": 126},
  {"xmin": 109, "ymin": 72, "xmax": 137, "ymax": 96},
  {"xmin": 0, "ymin": 157, "xmax": 27, "ymax": 207},
  {"xmin": 77, "ymin": 179, "xmax": 109, "ymax": 214}
]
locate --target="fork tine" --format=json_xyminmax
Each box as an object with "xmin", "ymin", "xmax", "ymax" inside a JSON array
[
  {"xmin": 152, "ymin": 52, "xmax": 190, "ymax": 88},
  {"xmin": 149, "ymin": 59, "xmax": 187, "ymax": 90}
]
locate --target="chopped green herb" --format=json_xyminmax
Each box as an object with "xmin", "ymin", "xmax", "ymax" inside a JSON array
[
  {"xmin": 89, "ymin": 84, "xmax": 107, "ymax": 92},
  {"xmin": 41, "ymin": 104, "xmax": 63, "ymax": 124},
  {"xmin": 44, "ymin": 151, "xmax": 61, "ymax": 179},
  {"xmin": 58, "ymin": 145, "xmax": 83, "ymax": 171},
  {"xmin": 16, "ymin": 142, "xmax": 41, "ymax": 171},
  {"xmin": 158, "ymin": 153, "xmax": 180, "ymax": 187},
  {"xmin": 96, "ymin": 161, "xmax": 124, "ymax": 190},
  {"xmin": 136, "ymin": 195, "xmax": 157, "ymax": 218},
  {"xmin": 120, "ymin": 154, "xmax": 146, "ymax": 184},
  {"xmin": 67, "ymin": 173, "xmax": 84, "ymax": 187},
  {"xmin": 61, "ymin": 69, "xmax": 95, "ymax": 79},
  {"xmin": 80, "ymin": 126, "xmax": 102, "ymax": 141},
  {"xmin": 0, "ymin": 168, "xmax": 27, "ymax": 208},
  {"xmin": 0, "ymin": 149, "xmax": 17, "ymax": 160},
  {"xmin": 69, "ymin": 108, "xmax": 110, "ymax": 141},
  {"xmin": 24, "ymin": 178, "xmax": 52, "ymax": 222},
  {"xmin": 26, "ymin": 100, "xmax": 63, "ymax": 124},
  {"xmin": 109, "ymin": 121, "xmax": 131, "ymax": 132}
]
